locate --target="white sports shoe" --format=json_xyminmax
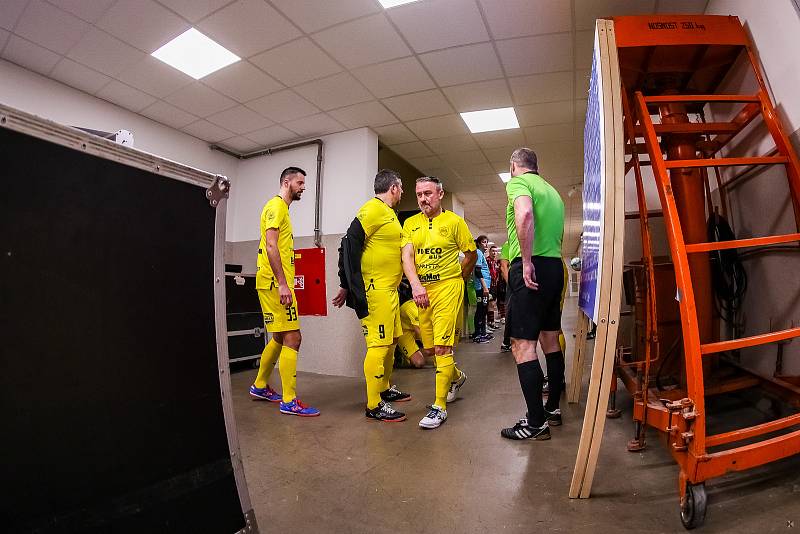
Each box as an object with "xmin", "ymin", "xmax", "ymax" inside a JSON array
[
  {"xmin": 446, "ymin": 371, "xmax": 467, "ymax": 403},
  {"xmin": 419, "ymin": 405, "xmax": 447, "ymax": 429}
]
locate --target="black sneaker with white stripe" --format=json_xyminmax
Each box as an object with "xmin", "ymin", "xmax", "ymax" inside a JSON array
[
  {"xmin": 544, "ymin": 407, "xmax": 562, "ymax": 426},
  {"xmin": 365, "ymin": 401, "xmax": 406, "ymax": 422},
  {"xmin": 380, "ymin": 384, "xmax": 412, "ymax": 403},
  {"xmin": 500, "ymin": 419, "xmax": 550, "ymax": 441}
]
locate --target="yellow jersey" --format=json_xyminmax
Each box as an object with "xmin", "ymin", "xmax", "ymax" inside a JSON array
[
  {"xmin": 256, "ymin": 196, "xmax": 294, "ymax": 290},
  {"xmin": 401, "ymin": 210, "xmax": 476, "ymax": 285},
  {"xmin": 358, "ymin": 197, "xmax": 403, "ymax": 290}
]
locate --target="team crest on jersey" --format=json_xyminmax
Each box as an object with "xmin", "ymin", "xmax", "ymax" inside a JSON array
[
  {"xmin": 266, "ymin": 209, "xmax": 275, "ymax": 221},
  {"xmin": 263, "ymin": 312, "xmax": 274, "ymax": 324},
  {"xmin": 438, "ymin": 226, "xmax": 450, "ymax": 237}
]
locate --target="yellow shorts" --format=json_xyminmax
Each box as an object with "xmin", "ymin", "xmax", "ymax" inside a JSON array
[
  {"xmin": 257, "ymin": 287, "xmax": 299, "ymax": 333},
  {"xmin": 399, "ymin": 300, "xmax": 419, "ymax": 334},
  {"xmin": 419, "ymin": 278, "xmax": 464, "ymax": 349},
  {"xmin": 361, "ymin": 288, "xmax": 402, "ymax": 348}
]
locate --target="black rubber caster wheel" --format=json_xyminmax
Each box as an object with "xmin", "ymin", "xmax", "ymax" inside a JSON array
[{"xmin": 680, "ymin": 482, "xmax": 707, "ymax": 530}]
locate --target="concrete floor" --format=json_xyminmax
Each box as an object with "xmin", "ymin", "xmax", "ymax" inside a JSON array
[{"xmin": 231, "ymin": 299, "xmax": 800, "ymax": 533}]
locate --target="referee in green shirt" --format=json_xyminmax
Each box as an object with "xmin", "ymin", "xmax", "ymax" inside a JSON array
[{"xmin": 501, "ymin": 148, "xmax": 566, "ymax": 441}]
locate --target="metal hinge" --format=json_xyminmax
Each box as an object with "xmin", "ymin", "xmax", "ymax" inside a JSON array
[{"xmin": 206, "ymin": 174, "xmax": 230, "ymax": 207}]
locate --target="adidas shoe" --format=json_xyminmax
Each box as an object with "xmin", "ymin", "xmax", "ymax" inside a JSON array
[
  {"xmin": 279, "ymin": 398, "xmax": 320, "ymax": 417},
  {"xmin": 500, "ymin": 343, "xmax": 511, "ymax": 353},
  {"xmin": 249, "ymin": 384, "xmax": 282, "ymax": 402},
  {"xmin": 380, "ymin": 384, "xmax": 412, "ymax": 403},
  {"xmin": 544, "ymin": 408, "xmax": 562, "ymax": 426},
  {"xmin": 365, "ymin": 401, "xmax": 406, "ymax": 422},
  {"xmin": 447, "ymin": 370, "xmax": 467, "ymax": 402},
  {"xmin": 419, "ymin": 405, "xmax": 447, "ymax": 429},
  {"xmin": 500, "ymin": 419, "xmax": 550, "ymax": 441}
]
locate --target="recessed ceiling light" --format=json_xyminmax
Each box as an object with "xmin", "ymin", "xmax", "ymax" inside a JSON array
[
  {"xmin": 152, "ymin": 28, "xmax": 240, "ymax": 79},
  {"xmin": 460, "ymin": 107, "xmax": 519, "ymax": 133},
  {"xmin": 379, "ymin": 0, "xmax": 422, "ymax": 7},
  {"xmin": 498, "ymin": 172, "xmax": 511, "ymax": 182}
]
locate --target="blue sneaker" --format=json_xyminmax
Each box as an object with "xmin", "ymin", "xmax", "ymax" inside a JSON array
[
  {"xmin": 249, "ymin": 384, "xmax": 282, "ymax": 402},
  {"xmin": 279, "ymin": 398, "xmax": 321, "ymax": 417}
]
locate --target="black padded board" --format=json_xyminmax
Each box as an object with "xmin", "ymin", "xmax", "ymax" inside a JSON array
[{"xmin": 0, "ymin": 127, "xmax": 246, "ymax": 533}]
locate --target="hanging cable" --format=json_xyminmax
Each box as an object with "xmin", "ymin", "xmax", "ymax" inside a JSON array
[{"xmin": 707, "ymin": 212, "xmax": 748, "ymax": 325}]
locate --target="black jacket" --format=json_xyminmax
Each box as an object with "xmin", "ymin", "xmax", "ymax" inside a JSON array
[{"xmin": 337, "ymin": 217, "xmax": 369, "ymax": 319}]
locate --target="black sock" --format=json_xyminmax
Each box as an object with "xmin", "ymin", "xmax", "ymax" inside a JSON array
[
  {"xmin": 544, "ymin": 351, "xmax": 565, "ymax": 411},
  {"xmin": 517, "ymin": 360, "xmax": 545, "ymax": 427}
]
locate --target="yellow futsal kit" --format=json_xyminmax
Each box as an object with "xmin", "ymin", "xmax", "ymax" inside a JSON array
[
  {"xmin": 357, "ymin": 198, "xmax": 404, "ymax": 409},
  {"xmin": 252, "ymin": 195, "xmax": 299, "ymax": 403},
  {"xmin": 402, "ymin": 210, "xmax": 476, "ymax": 408}
]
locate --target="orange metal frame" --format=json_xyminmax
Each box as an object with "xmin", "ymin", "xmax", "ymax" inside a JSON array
[{"xmin": 612, "ymin": 14, "xmax": 800, "ymax": 526}]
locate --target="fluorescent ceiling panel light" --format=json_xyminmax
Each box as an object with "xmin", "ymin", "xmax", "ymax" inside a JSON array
[
  {"xmin": 379, "ymin": 0, "xmax": 422, "ymax": 7},
  {"xmin": 460, "ymin": 107, "xmax": 519, "ymax": 133},
  {"xmin": 152, "ymin": 28, "xmax": 240, "ymax": 79},
  {"xmin": 498, "ymin": 172, "xmax": 511, "ymax": 182}
]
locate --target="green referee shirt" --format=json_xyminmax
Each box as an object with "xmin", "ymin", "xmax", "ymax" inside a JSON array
[{"xmin": 505, "ymin": 172, "xmax": 564, "ymax": 260}]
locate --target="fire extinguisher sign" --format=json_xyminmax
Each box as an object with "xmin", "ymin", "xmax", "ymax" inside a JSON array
[{"xmin": 294, "ymin": 275, "xmax": 304, "ymax": 290}]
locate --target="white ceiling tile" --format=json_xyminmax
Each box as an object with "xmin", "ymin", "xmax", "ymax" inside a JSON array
[
  {"xmin": 575, "ymin": 30, "xmax": 594, "ymax": 70},
  {"xmin": 50, "ymin": 58, "xmax": 111, "ymax": 94},
  {"xmin": 424, "ymin": 135, "xmax": 478, "ymax": 153},
  {"xmin": 329, "ymin": 101, "xmax": 397, "ymax": 129},
  {"xmin": 374, "ymin": 123, "xmax": 417, "ymax": 144},
  {"xmin": 510, "ymin": 71, "xmax": 574, "ymax": 106},
  {"xmin": 206, "ymin": 104, "xmax": 273, "ymax": 134},
  {"xmin": 246, "ymin": 89, "xmax": 319, "ymax": 122},
  {"xmin": 420, "ymin": 43, "xmax": 503, "ymax": 87},
  {"xmin": 181, "ymin": 119, "xmax": 235, "ymax": 142},
  {"xmin": 406, "ymin": 155, "xmax": 443, "ymax": 170},
  {"xmin": 442, "ymin": 79, "xmax": 513, "ymax": 112},
  {"xmin": 575, "ymin": 69, "xmax": 590, "ymax": 99},
  {"xmin": 250, "ymin": 38, "xmax": 341, "ymax": 86},
  {"xmin": 164, "ymin": 83, "xmax": 237, "ymax": 116},
  {"xmin": 382, "ymin": 89, "xmax": 453, "ymax": 121},
  {"xmin": 517, "ymin": 100, "xmax": 574, "ymax": 127},
  {"xmin": 405, "ymin": 114, "xmax": 468, "ymax": 140},
  {"xmin": 482, "ymin": 145, "xmax": 521, "ymax": 163},
  {"xmin": 0, "ymin": 0, "xmax": 27, "ymax": 30},
  {"xmin": 2, "ymin": 35, "xmax": 60, "ymax": 76},
  {"xmin": 118, "ymin": 55, "xmax": 194, "ymax": 97},
  {"xmin": 311, "ymin": 13, "xmax": 410, "ymax": 69},
  {"xmin": 451, "ymin": 161, "xmax": 494, "ymax": 175},
  {"xmin": 246, "ymin": 125, "xmax": 298, "ymax": 146},
  {"xmin": 575, "ymin": 0, "xmax": 656, "ymax": 31},
  {"xmin": 352, "ymin": 56, "xmax": 435, "ymax": 99},
  {"xmin": 388, "ymin": 0, "xmax": 489, "ymax": 53},
  {"xmin": 389, "ymin": 141, "xmax": 433, "ymax": 159},
  {"xmin": 198, "ymin": 0, "xmax": 302, "ymax": 57},
  {"xmin": 284, "ymin": 113, "xmax": 345, "ymax": 137},
  {"xmin": 97, "ymin": 0, "xmax": 189, "ymax": 53},
  {"xmin": 0, "ymin": 28, "xmax": 11, "ymax": 50},
  {"xmin": 440, "ymin": 150, "xmax": 488, "ymax": 166},
  {"xmin": 14, "ymin": 0, "xmax": 88, "ymax": 54},
  {"xmin": 524, "ymin": 123, "xmax": 575, "ymax": 143},
  {"xmin": 48, "ymin": 0, "xmax": 116, "ymax": 23},
  {"xmin": 202, "ymin": 60, "xmax": 283, "ymax": 103},
  {"xmin": 156, "ymin": 0, "xmax": 234, "ymax": 22},
  {"xmin": 496, "ymin": 33, "xmax": 572, "ymax": 76},
  {"xmin": 68, "ymin": 28, "xmax": 146, "ymax": 76},
  {"xmin": 140, "ymin": 100, "xmax": 199, "ymax": 129},
  {"xmin": 294, "ymin": 72, "xmax": 372, "ymax": 111},
  {"xmin": 656, "ymin": 0, "xmax": 708, "ymax": 13},
  {"xmin": 96, "ymin": 81, "xmax": 158, "ymax": 112},
  {"xmin": 218, "ymin": 135, "xmax": 261, "ymax": 153},
  {"xmin": 473, "ymin": 129, "xmax": 525, "ymax": 149},
  {"xmin": 479, "ymin": 0, "xmax": 571, "ymax": 39},
  {"xmin": 270, "ymin": 0, "xmax": 381, "ymax": 33}
]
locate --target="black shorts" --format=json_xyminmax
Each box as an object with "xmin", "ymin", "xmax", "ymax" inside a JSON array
[{"xmin": 507, "ymin": 256, "xmax": 565, "ymax": 340}]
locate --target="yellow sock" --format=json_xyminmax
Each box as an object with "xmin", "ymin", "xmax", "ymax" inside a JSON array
[
  {"xmin": 397, "ymin": 332, "xmax": 418, "ymax": 365},
  {"xmin": 253, "ymin": 339, "xmax": 281, "ymax": 389},
  {"xmin": 364, "ymin": 347, "xmax": 386, "ymax": 410},
  {"xmin": 452, "ymin": 362, "xmax": 462, "ymax": 383},
  {"xmin": 382, "ymin": 343, "xmax": 396, "ymax": 391},
  {"xmin": 434, "ymin": 352, "xmax": 456, "ymax": 409},
  {"xmin": 559, "ymin": 332, "xmax": 566, "ymax": 353},
  {"xmin": 278, "ymin": 346, "xmax": 298, "ymax": 403}
]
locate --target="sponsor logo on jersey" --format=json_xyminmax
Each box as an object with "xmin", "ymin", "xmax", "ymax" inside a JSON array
[
  {"xmin": 362, "ymin": 325, "xmax": 369, "ymax": 337},
  {"xmin": 419, "ymin": 273, "xmax": 440, "ymax": 283},
  {"xmin": 417, "ymin": 247, "xmax": 443, "ymax": 255},
  {"xmin": 264, "ymin": 312, "xmax": 274, "ymax": 324}
]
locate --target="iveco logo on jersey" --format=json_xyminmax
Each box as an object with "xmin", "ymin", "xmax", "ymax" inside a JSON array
[{"xmin": 417, "ymin": 247, "xmax": 443, "ymax": 254}]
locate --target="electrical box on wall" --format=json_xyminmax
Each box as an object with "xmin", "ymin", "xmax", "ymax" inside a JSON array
[{"xmin": 294, "ymin": 247, "xmax": 327, "ymax": 316}]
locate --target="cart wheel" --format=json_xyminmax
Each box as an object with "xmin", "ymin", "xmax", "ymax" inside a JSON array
[{"xmin": 680, "ymin": 482, "xmax": 707, "ymax": 530}]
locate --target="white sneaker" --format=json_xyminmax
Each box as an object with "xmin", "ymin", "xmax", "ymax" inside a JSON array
[
  {"xmin": 419, "ymin": 405, "xmax": 447, "ymax": 429},
  {"xmin": 446, "ymin": 371, "xmax": 467, "ymax": 403}
]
